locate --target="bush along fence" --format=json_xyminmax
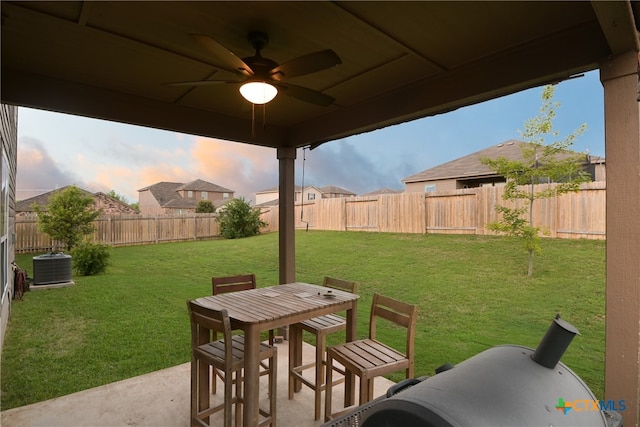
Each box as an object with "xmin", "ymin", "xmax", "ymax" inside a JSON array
[
  {"xmin": 259, "ymin": 181, "xmax": 606, "ymax": 239},
  {"xmin": 15, "ymin": 182, "xmax": 605, "ymax": 253},
  {"xmin": 15, "ymin": 213, "xmax": 220, "ymax": 254}
]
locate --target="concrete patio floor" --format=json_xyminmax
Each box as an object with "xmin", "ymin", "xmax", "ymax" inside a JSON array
[{"xmin": 1, "ymin": 340, "xmax": 395, "ymax": 427}]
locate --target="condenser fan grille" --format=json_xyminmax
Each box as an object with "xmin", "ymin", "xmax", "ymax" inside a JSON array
[{"xmin": 33, "ymin": 253, "xmax": 73, "ymax": 285}]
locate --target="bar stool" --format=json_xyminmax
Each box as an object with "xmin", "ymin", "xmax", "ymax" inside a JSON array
[
  {"xmin": 187, "ymin": 299, "xmax": 277, "ymax": 427},
  {"xmin": 288, "ymin": 276, "xmax": 357, "ymax": 420},
  {"xmin": 324, "ymin": 293, "xmax": 417, "ymax": 422},
  {"xmin": 211, "ymin": 274, "xmax": 275, "ymax": 396}
]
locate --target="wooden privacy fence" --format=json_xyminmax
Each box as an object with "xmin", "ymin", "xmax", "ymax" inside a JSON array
[
  {"xmin": 15, "ymin": 213, "xmax": 220, "ymax": 254},
  {"xmin": 260, "ymin": 181, "xmax": 606, "ymax": 240},
  {"xmin": 16, "ymin": 182, "xmax": 605, "ymax": 253}
]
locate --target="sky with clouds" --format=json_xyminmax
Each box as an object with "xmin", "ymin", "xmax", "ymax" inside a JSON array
[{"xmin": 16, "ymin": 70, "xmax": 604, "ymax": 204}]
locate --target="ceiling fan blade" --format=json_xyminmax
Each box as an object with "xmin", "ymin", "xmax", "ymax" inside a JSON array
[
  {"xmin": 270, "ymin": 49, "xmax": 341, "ymax": 80},
  {"xmin": 191, "ymin": 34, "xmax": 254, "ymax": 77},
  {"xmin": 166, "ymin": 79, "xmax": 239, "ymax": 87},
  {"xmin": 274, "ymin": 82, "xmax": 335, "ymax": 107}
]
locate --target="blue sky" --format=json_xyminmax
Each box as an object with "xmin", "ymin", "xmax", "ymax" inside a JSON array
[{"xmin": 16, "ymin": 70, "xmax": 603, "ymax": 204}]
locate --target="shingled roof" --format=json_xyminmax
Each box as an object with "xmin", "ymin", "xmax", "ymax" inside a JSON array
[
  {"xmin": 403, "ymin": 140, "xmax": 527, "ymax": 184},
  {"xmin": 318, "ymin": 185, "xmax": 356, "ymax": 196},
  {"xmin": 402, "ymin": 139, "xmax": 603, "ymax": 184},
  {"xmin": 176, "ymin": 179, "xmax": 233, "ymax": 193},
  {"xmin": 16, "ymin": 185, "xmax": 94, "ymax": 212},
  {"xmin": 361, "ymin": 188, "xmax": 403, "ymax": 196},
  {"xmin": 16, "ymin": 185, "xmax": 137, "ymax": 215},
  {"xmin": 138, "ymin": 182, "xmax": 184, "ymax": 206}
]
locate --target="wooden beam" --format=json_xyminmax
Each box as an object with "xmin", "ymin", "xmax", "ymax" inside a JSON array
[
  {"xmin": 601, "ymin": 50, "xmax": 640, "ymax": 427},
  {"xmin": 591, "ymin": 1, "xmax": 640, "ymax": 55}
]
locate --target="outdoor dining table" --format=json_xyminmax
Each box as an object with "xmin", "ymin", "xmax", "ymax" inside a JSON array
[{"xmin": 192, "ymin": 282, "xmax": 359, "ymax": 427}]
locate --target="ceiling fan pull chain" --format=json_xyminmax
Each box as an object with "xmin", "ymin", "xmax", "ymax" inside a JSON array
[
  {"xmin": 263, "ymin": 103, "xmax": 267, "ymax": 131},
  {"xmin": 251, "ymin": 102, "xmax": 256, "ymax": 139}
]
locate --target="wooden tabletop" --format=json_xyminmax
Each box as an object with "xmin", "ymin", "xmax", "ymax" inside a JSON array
[{"xmin": 193, "ymin": 282, "xmax": 358, "ymax": 331}]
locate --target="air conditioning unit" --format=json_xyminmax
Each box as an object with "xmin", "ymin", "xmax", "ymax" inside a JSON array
[{"xmin": 32, "ymin": 253, "xmax": 73, "ymax": 285}]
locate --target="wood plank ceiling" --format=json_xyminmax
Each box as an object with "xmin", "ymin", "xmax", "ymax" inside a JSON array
[{"xmin": 1, "ymin": 1, "xmax": 637, "ymax": 149}]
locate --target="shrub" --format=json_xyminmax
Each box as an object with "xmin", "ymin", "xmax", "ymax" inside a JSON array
[
  {"xmin": 217, "ymin": 197, "xmax": 266, "ymax": 239},
  {"xmin": 195, "ymin": 200, "xmax": 215, "ymax": 213},
  {"xmin": 71, "ymin": 242, "xmax": 111, "ymax": 276}
]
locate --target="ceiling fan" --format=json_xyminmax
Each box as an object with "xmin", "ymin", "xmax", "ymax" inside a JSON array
[{"xmin": 169, "ymin": 31, "xmax": 342, "ymax": 106}]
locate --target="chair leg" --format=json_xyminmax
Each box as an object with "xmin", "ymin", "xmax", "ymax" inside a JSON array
[
  {"xmin": 270, "ymin": 350, "xmax": 278, "ymax": 426},
  {"xmin": 324, "ymin": 351, "xmax": 334, "ymax": 422},
  {"xmin": 359, "ymin": 377, "xmax": 372, "ymax": 407},
  {"xmin": 288, "ymin": 325, "xmax": 301, "ymax": 399},
  {"xmin": 199, "ymin": 359, "xmax": 211, "ymax": 426},
  {"xmin": 223, "ymin": 369, "xmax": 233, "ymax": 427},
  {"xmin": 235, "ymin": 370, "xmax": 242, "ymax": 427},
  {"xmin": 191, "ymin": 358, "xmax": 198, "ymax": 426},
  {"xmin": 211, "ymin": 367, "xmax": 218, "ymax": 394},
  {"xmin": 314, "ymin": 332, "xmax": 326, "ymax": 420}
]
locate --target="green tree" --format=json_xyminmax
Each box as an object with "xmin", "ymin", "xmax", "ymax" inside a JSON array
[
  {"xmin": 108, "ymin": 189, "xmax": 139, "ymax": 211},
  {"xmin": 217, "ymin": 197, "xmax": 266, "ymax": 239},
  {"xmin": 33, "ymin": 186, "xmax": 101, "ymax": 251},
  {"xmin": 195, "ymin": 200, "xmax": 216, "ymax": 213},
  {"xmin": 480, "ymin": 85, "xmax": 590, "ymax": 277},
  {"xmin": 107, "ymin": 189, "xmax": 128, "ymax": 204}
]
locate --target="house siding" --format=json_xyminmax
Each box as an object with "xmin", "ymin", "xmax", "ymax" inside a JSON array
[
  {"xmin": 1, "ymin": 104, "xmax": 18, "ymax": 351},
  {"xmin": 256, "ymin": 190, "xmax": 278, "ymax": 205},
  {"xmin": 138, "ymin": 190, "xmax": 162, "ymax": 215},
  {"xmin": 177, "ymin": 190, "xmax": 229, "ymax": 202},
  {"xmin": 405, "ymin": 179, "xmax": 457, "ymax": 193}
]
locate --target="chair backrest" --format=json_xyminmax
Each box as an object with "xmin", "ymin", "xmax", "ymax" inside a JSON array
[
  {"xmin": 187, "ymin": 300, "xmax": 233, "ymax": 358},
  {"xmin": 368, "ymin": 293, "xmax": 418, "ymax": 374},
  {"xmin": 323, "ymin": 276, "xmax": 358, "ymax": 294},
  {"xmin": 212, "ymin": 274, "xmax": 256, "ymax": 295}
]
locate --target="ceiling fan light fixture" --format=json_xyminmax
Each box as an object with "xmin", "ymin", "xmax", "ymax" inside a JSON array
[{"xmin": 240, "ymin": 81, "xmax": 278, "ymax": 104}]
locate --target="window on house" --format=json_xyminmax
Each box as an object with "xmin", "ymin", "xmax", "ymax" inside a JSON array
[
  {"xmin": 424, "ymin": 184, "xmax": 436, "ymax": 192},
  {"xmin": 201, "ymin": 191, "xmax": 208, "ymax": 200},
  {"xmin": 308, "ymin": 193, "xmax": 316, "ymax": 200},
  {"xmin": 223, "ymin": 192, "xmax": 229, "ymax": 199},
  {"xmin": 188, "ymin": 190, "xmax": 193, "ymax": 198}
]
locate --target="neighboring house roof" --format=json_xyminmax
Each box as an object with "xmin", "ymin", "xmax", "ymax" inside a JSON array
[
  {"xmin": 318, "ymin": 185, "xmax": 356, "ymax": 196},
  {"xmin": 402, "ymin": 139, "xmax": 602, "ymax": 183},
  {"xmin": 16, "ymin": 185, "xmax": 137, "ymax": 214},
  {"xmin": 361, "ymin": 188, "xmax": 403, "ymax": 196},
  {"xmin": 255, "ymin": 198, "xmax": 280, "ymax": 208},
  {"xmin": 256, "ymin": 184, "xmax": 355, "ymax": 196},
  {"xmin": 256, "ymin": 185, "xmax": 303, "ymax": 194},
  {"xmin": 162, "ymin": 197, "xmax": 198, "ymax": 209},
  {"xmin": 176, "ymin": 179, "xmax": 234, "ymax": 193},
  {"xmin": 16, "ymin": 185, "xmax": 93, "ymax": 212},
  {"xmin": 138, "ymin": 182, "xmax": 184, "ymax": 206}
]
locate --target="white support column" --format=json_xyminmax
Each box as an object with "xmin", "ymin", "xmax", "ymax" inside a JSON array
[
  {"xmin": 278, "ymin": 146, "xmax": 296, "ymax": 285},
  {"xmin": 601, "ymin": 50, "xmax": 640, "ymax": 427}
]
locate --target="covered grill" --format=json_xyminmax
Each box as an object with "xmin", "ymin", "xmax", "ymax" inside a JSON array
[{"xmin": 324, "ymin": 316, "xmax": 623, "ymax": 427}]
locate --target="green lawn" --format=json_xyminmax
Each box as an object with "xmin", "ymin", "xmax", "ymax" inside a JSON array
[{"xmin": 1, "ymin": 231, "xmax": 605, "ymax": 410}]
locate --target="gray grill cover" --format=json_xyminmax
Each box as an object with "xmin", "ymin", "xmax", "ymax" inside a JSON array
[{"xmin": 361, "ymin": 345, "xmax": 607, "ymax": 427}]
